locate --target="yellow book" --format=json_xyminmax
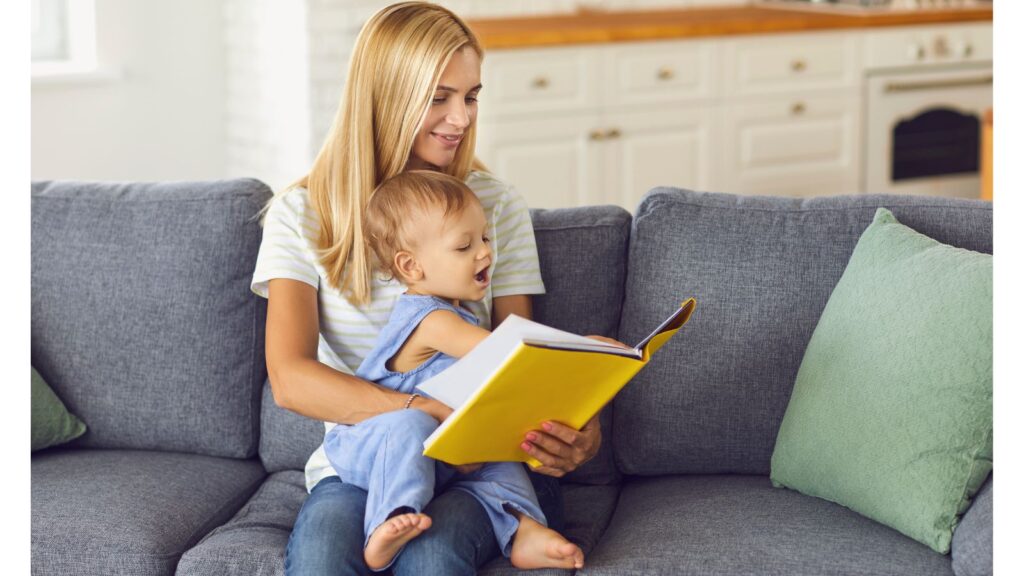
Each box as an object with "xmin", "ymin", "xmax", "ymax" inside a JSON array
[{"xmin": 419, "ymin": 298, "xmax": 696, "ymax": 466}]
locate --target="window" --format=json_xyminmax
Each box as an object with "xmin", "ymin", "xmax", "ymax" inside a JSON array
[{"xmin": 32, "ymin": 0, "xmax": 96, "ymax": 76}]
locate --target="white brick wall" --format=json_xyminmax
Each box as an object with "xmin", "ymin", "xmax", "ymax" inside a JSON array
[{"xmin": 224, "ymin": 0, "xmax": 748, "ymax": 190}]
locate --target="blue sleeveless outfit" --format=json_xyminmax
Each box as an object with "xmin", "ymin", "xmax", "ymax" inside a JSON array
[{"xmin": 322, "ymin": 294, "xmax": 546, "ymax": 570}]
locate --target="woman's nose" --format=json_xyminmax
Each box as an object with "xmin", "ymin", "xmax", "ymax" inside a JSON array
[{"xmin": 446, "ymin": 102, "xmax": 470, "ymax": 129}]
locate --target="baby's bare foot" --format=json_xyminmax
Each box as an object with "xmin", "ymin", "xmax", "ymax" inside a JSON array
[
  {"xmin": 510, "ymin": 515, "xmax": 584, "ymax": 570},
  {"xmin": 364, "ymin": 512, "xmax": 432, "ymax": 571}
]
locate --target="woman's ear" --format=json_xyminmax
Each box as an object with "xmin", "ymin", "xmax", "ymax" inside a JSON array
[{"xmin": 394, "ymin": 251, "xmax": 423, "ymax": 284}]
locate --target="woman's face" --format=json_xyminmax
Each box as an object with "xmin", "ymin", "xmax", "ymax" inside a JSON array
[{"xmin": 407, "ymin": 46, "xmax": 482, "ymax": 171}]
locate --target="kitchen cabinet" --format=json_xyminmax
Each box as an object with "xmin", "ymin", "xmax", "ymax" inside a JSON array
[
  {"xmin": 477, "ymin": 39, "xmax": 719, "ymax": 210},
  {"xmin": 475, "ymin": 22, "xmax": 989, "ymax": 210}
]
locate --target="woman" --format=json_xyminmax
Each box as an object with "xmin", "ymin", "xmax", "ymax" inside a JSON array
[{"xmin": 250, "ymin": 3, "xmax": 602, "ymax": 574}]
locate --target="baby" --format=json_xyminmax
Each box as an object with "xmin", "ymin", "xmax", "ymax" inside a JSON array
[{"xmin": 322, "ymin": 170, "xmax": 584, "ymax": 572}]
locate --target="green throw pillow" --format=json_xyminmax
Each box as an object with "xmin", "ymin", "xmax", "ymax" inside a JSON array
[
  {"xmin": 31, "ymin": 367, "xmax": 86, "ymax": 451},
  {"xmin": 770, "ymin": 207, "xmax": 992, "ymax": 554}
]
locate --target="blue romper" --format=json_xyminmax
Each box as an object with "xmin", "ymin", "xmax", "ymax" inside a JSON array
[{"xmin": 323, "ymin": 294, "xmax": 546, "ymax": 568}]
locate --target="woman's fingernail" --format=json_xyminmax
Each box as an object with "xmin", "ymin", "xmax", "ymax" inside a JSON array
[
  {"xmin": 521, "ymin": 442, "xmax": 532, "ymax": 451},
  {"xmin": 542, "ymin": 422, "xmax": 553, "ymax": 431},
  {"xmin": 526, "ymin": 433, "xmax": 537, "ymax": 442}
]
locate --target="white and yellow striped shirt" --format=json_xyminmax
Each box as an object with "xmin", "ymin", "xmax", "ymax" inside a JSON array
[{"xmin": 251, "ymin": 170, "xmax": 546, "ymax": 491}]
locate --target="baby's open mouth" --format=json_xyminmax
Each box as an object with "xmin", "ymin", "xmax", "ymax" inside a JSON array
[{"xmin": 475, "ymin": 267, "xmax": 489, "ymax": 284}]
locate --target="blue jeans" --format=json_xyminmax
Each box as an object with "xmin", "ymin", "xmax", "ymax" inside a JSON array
[{"xmin": 285, "ymin": 472, "xmax": 564, "ymax": 575}]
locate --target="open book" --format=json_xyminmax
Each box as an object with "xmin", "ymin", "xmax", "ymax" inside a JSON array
[{"xmin": 418, "ymin": 298, "xmax": 696, "ymax": 466}]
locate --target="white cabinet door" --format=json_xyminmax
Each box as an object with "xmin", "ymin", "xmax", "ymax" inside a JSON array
[
  {"xmin": 603, "ymin": 106, "xmax": 717, "ymax": 210},
  {"xmin": 720, "ymin": 93, "xmax": 861, "ymax": 197},
  {"xmin": 475, "ymin": 115, "xmax": 604, "ymax": 210}
]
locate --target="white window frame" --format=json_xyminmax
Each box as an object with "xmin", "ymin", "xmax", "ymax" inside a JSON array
[{"xmin": 32, "ymin": 0, "xmax": 109, "ymax": 81}]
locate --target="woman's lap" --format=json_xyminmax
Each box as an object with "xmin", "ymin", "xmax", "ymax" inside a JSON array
[{"xmin": 285, "ymin": 476, "xmax": 501, "ymax": 576}]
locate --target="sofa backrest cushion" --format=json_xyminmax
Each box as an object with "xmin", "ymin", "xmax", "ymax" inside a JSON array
[
  {"xmin": 31, "ymin": 179, "xmax": 272, "ymax": 458},
  {"xmin": 259, "ymin": 205, "xmax": 632, "ymax": 485},
  {"xmin": 613, "ymin": 188, "xmax": 992, "ymax": 476}
]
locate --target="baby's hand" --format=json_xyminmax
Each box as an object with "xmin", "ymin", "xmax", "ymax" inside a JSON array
[{"xmin": 585, "ymin": 335, "xmax": 629, "ymax": 348}]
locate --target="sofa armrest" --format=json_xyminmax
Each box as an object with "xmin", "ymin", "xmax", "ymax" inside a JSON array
[{"xmin": 952, "ymin": 475, "xmax": 993, "ymax": 576}]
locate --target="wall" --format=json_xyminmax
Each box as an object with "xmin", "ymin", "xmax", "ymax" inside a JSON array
[
  {"xmin": 31, "ymin": 0, "xmax": 744, "ymax": 187},
  {"xmin": 31, "ymin": 0, "xmax": 227, "ymax": 182}
]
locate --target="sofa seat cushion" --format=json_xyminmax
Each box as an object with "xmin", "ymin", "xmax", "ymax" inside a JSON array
[
  {"xmin": 177, "ymin": 471, "xmax": 619, "ymax": 576},
  {"xmin": 581, "ymin": 475, "xmax": 953, "ymax": 576},
  {"xmin": 32, "ymin": 449, "xmax": 265, "ymax": 576}
]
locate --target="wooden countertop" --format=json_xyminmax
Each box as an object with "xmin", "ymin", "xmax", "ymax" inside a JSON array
[{"xmin": 466, "ymin": 5, "xmax": 993, "ymax": 49}]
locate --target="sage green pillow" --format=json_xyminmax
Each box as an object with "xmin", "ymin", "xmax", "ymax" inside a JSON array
[
  {"xmin": 770, "ymin": 207, "xmax": 992, "ymax": 555},
  {"xmin": 31, "ymin": 367, "xmax": 86, "ymax": 451}
]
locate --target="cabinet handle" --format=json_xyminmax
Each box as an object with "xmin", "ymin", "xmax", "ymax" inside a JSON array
[
  {"xmin": 791, "ymin": 59, "xmax": 807, "ymax": 72},
  {"xmin": 589, "ymin": 129, "xmax": 606, "ymax": 141},
  {"xmin": 531, "ymin": 76, "xmax": 550, "ymax": 89},
  {"xmin": 606, "ymin": 128, "xmax": 622, "ymax": 139},
  {"xmin": 791, "ymin": 102, "xmax": 806, "ymax": 115},
  {"xmin": 657, "ymin": 67, "xmax": 675, "ymax": 81}
]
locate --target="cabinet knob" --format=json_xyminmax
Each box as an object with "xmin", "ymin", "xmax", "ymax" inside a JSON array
[
  {"xmin": 908, "ymin": 43, "xmax": 927, "ymax": 61},
  {"xmin": 657, "ymin": 67, "xmax": 675, "ymax": 81},
  {"xmin": 606, "ymin": 128, "xmax": 622, "ymax": 139},
  {"xmin": 791, "ymin": 102, "xmax": 807, "ymax": 115},
  {"xmin": 589, "ymin": 129, "xmax": 606, "ymax": 141},
  {"xmin": 958, "ymin": 42, "xmax": 974, "ymax": 58},
  {"xmin": 791, "ymin": 59, "xmax": 807, "ymax": 72},
  {"xmin": 531, "ymin": 76, "xmax": 550, "ymax": 89}
]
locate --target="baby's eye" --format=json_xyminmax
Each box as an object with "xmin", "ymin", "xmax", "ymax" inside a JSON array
[
  {"xmin": 482, "ymin": 236, "xmax": 490, "ymax": 244},
  {"xmin": 457, "ymin": 245, "xmax": 471, "ymax": 252}
]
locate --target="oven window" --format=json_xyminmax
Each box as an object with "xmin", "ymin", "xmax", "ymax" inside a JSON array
[{"xmin": 891, "ymin": 108, "xmax": 980, "ymax": 181}]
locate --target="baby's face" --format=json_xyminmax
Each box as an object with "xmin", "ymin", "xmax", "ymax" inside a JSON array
[{"xmin": 405, "ymin": 200, "xmax": 492, "ymax": 303}]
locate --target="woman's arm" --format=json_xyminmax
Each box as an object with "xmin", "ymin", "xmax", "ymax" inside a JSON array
[
  {"xmin": 265, "ymin": 278, "xmax": 450, "ymax": 424},
  {"xmin": 491, "ymin": 293, "xmax": 531, "ymax": 329}
]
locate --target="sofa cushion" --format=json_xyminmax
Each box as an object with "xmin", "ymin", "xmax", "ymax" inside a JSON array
[
  {"xmin": 31, "ymin": 449, "xmax": 265, "ymax": 576},
  {"xmin": 31, "ymin": 179, "xmax": 272, "ymax": 458},
  {"xmin": 581, "ymin": 475, "xmax": 953, "ymax": 576},
  {"xmin": 613, "ymin": 189, "xmax": 992, "ymax": 476},
  {"xmin": 31, "ymin": 366, "xmax": 86, "ymax": 451},
  {"xmin": 530, "ymin": 206, "xmax": 631, "ymax": 485},
  {"xmin": 256, "ymin": 205, "xmax": 632, "ymax": 485},
  {"xmin": 176, "ymin": 470, "xmax": 617, "ymax": 576},
  {"xmin": 770, "ymin": 208, "xmax": 992, "ymax": 554},
  {"xmin": 952, "ymin": 476, "xmax": 993, "ymax": 576}
]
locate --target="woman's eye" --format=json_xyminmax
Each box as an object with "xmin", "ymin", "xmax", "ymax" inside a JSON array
[
  {"xmin": 432, "ymin": 97, "xmax": 446, "ymax": 104},
  {"xmin": 467, "ymin": 95, "xmax": 479, "ymax": 103}
]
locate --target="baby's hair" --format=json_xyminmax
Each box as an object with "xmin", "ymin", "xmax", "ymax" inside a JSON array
[{"xmin": 364, "ymin": 170, "xmax": 482, "ymax": 282}]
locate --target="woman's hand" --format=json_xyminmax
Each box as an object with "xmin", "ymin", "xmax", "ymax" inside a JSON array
[{"xmin": 520, "ymin": 416, "xmax": 602, "ymax": 478}]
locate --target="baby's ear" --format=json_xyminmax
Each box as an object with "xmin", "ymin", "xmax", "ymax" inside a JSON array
[{"xmin": 394, "ymin": 251, "xmax": 423, "ymax": 283}]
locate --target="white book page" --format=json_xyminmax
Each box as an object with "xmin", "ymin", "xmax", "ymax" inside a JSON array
[{"xmin": 416, "ymin": 314, "xmax": 599, "ymax": 409}]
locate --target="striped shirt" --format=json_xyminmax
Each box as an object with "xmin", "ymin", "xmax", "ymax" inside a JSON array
[{"xmin": 251, "ymin": 170, "xmax": 546, "ymax": 491}]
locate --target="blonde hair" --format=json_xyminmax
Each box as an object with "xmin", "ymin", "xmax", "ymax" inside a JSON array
[
  {"xmin": 365, "ymin": 170, "xmax": 480, "ymax": 282},
  {"xmin": 277, "ymin": 1, "xmax": 486, "ymax": 306}
]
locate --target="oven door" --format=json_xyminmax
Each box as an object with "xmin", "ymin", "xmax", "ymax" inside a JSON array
[{"xmin": 865, "ymin": 66, "xmax": 992, "ymax": 197}]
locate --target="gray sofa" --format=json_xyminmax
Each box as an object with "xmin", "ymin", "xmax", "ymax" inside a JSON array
[{"xmin": 31, "ymin": 178, "xmax": 993, "ymax": 576}]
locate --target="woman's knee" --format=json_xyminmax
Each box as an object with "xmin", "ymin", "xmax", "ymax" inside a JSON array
[{"xmin": 286, "ymin": 478, "xmax": 371, "ymax": 576}]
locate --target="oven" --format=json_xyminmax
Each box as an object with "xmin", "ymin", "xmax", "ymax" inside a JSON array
[{"xmin": 861, "ymin": 24, "xmax": 992, "ymax": 197}]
